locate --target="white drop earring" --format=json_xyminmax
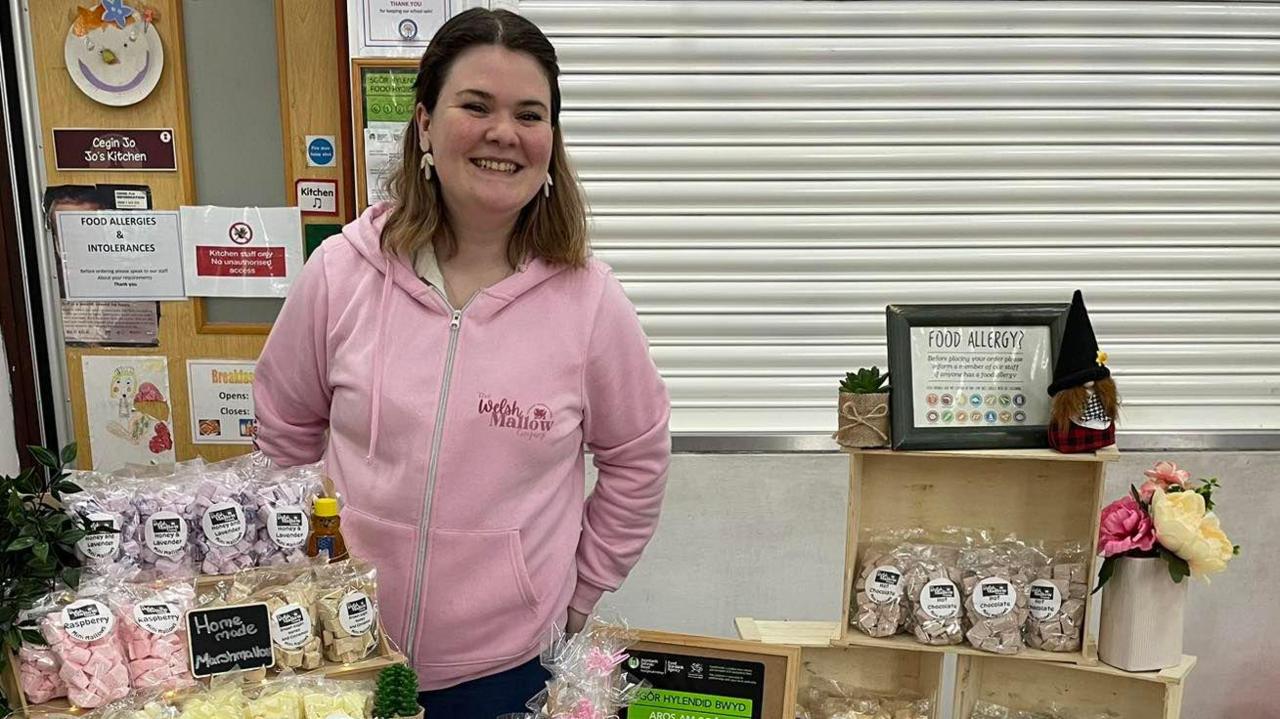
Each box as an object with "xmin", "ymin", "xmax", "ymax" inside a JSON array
[
  {"xmin": 543, "ymin": 172, "xmax": 554, "ymax": 198},
  {"xmin": 420, "ymin": 149, "xmax": 435, "ymax": 181}
]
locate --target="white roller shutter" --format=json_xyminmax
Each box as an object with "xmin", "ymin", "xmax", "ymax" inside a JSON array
[{"xmin": 515, "ymin": 1, "xmax": 1280, "ymax": 443}]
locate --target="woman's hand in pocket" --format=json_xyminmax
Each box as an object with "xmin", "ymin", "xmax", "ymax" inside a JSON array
[{"xmin": 566, "ymin": 607, "xmax": 587, "ymax": 635}]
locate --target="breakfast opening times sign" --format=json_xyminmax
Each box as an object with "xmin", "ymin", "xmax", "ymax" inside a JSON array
[
  {"xmin": 908, "ymin": 325, "xmax": 1053, "ymax": 428},
  {"xmin": 187, "ymin": 361, "xmax": 256, "ymax": 445}
]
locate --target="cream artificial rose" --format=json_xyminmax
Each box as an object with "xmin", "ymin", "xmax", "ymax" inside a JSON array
[{"xmin": 1151, "ymin": 489, "xmax": 1235, "ymax": 579}]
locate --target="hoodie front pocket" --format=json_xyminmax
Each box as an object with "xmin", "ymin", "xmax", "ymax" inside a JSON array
[{"xmin": 417, "ymin": 527, "xmax": 543, "ymax": 665}]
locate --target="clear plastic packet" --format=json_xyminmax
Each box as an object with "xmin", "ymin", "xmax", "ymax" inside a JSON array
[
  {"xmin": 852, "ymin": 529, "xmax": 924, "ymax": 638},
  {"xmin": 16, "ymin": 598, "xmax": 68, "ymax": 705},
  {"xmin": 969, "ymin": 701, "xmax": 1059, "ymax": 719},
  {"xmin": 230, "ymin": 564, "xmax": 325, "ymax": 672},
  {"xmin": 1024, "ymin": 543, "xmax": 1088, "ymax": 653},
  {"xmin": 39, "ymin": 577, "xmax": 132, "ymax": 709},
  {"xmin": 90, "ymin": 688, "xmax": 181, "ymax": 719},
  {"xmin": 192, "ymin": 470, "xmax": 260, "ymax": 575},
  {"xmin": 903, "ymin": 541, "xmax": 965, "ymax": 647},
  {"xmin": 298, "ymin": 678, "xmax": 375, "ymax": 719},
  {"xmin": 251, "ymin": 466, "xmax": 324, "ymax": 568},
  {"xmin": 960, "ymin": 539, "xmax": 1040, "ymax": 655},
  {"xmin": 132, "ymin": 473, "xmax": 198, "ymax": 578},
  {"xmin": 314, "ymin": 559, "xmax": 381, "ymax": 663},
  {"xmin": 797, "ymin": 667, "xmax": 931, "ymax": 719},
  {"xmin": 62, "ymin": 472, "xmax": 141, "ymax": 579},
  {"xmin": 244, "ymin": 675, "xmax": 311, "ymax": 719},
  {"xmin": 178, "ymin": 682, "xmax": 249, "ymax": 719},
  {"xmin": 108, "ymin": 577, "xmax": 198, "ymax": 691},
  {"xmin": 524, "ymin": 611, "xmax": 647, "ymax": 719}
]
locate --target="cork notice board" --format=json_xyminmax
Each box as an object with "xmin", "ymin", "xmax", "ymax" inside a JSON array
[{"xmin": 626, "ymin": 630, "xmax": 800, "ymax": 719}]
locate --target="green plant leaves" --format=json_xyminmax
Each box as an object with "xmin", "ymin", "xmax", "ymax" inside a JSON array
[
  {"xmin": 60, "ymin": 442, "xmax": 78, "ymax": 465},
  {"xmin": 27, "ymin": 446, "xmax": 59, "ymax": 469},
  {"xmin": 1092, "ymin": 555, "xmax": 1117, "ymax": 595},
  {"xmin": 1158, "ymin": 547, "xmax": 1190, "ymax": 583}
]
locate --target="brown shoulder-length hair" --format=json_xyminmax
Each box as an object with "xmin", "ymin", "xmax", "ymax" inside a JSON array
[{"xmin": 380, "ymin": 9, "xmax": 588, "ymax": 268}]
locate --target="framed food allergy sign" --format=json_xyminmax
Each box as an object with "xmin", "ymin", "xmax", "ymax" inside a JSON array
[{"xmin": 886, "ymin": 303, "xmax": 1069, "ymax": 450}]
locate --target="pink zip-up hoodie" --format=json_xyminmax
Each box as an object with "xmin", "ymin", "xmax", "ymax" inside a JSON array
[{"xmin": 253, "ymin": 203, "xmax": 670, "ymax": 690}]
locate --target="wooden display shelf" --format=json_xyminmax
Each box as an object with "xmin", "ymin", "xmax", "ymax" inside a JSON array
[
  {"xmin": 956, "ymin": 651, "xmax": 1195, "ymax": 719},
  {"xmin": 739, "ymin": 619, "xmax": 1194, "ymax": 719},
  {"xmin": 836, "ymin": 631, "xmax": 1094, "ymax": 665},
  {"xmin": 736, "ymin": 618, "xmax": 944, "ymax": 712},
  {"xmin": 839, "ymin": 447, "xmax": 1115, "ymax": 665}
]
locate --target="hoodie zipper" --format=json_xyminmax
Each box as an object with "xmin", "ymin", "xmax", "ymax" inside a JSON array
[{"xmin": 403, "ymin": 290, "xmax": 471, "ymax": 663}]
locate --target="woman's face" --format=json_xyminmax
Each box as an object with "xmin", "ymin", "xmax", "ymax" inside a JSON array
[{"xmin": 417, "ymin": 45, "xmax": 554, "ymax": 228}]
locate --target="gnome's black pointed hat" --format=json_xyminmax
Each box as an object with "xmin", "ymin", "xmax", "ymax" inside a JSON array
[{"xmin": 1048, "ymin": 290, "xmax": 1111, "ymax": 396}]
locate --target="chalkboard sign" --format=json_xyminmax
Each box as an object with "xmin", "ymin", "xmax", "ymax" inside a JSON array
[
  {"xmin": 186, "ymin": 602, "xmax": 275, "ymax": 677},
  {"xmin": 624, "ymin": 649, "xmax": 766, "ymax": 719}
]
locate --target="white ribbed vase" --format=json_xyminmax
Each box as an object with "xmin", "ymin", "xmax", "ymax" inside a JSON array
[{"xmin": 1099, "ymin": 556, "xmax": 1188, "ymax": 671}]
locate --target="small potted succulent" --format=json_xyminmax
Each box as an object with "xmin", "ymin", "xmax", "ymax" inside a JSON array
[
  {"xmin": 373, "ymin": 664, "xmax": 423, "ymax": 719},
  {"xmin": 833, "ymin": 367, "xmax": 891, "ymax": 448}
]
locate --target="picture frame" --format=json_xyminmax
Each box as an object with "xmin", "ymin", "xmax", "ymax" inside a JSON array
[{"xmin": 886, "ymin": 303, "xmax": 1069, "ymax": 450}]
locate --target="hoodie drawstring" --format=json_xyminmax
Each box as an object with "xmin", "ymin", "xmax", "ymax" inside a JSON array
[{"xmin": 365, "ymin": 259, "xmax": 396, "ymax": 461}]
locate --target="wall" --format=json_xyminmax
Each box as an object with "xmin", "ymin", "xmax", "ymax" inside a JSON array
[{"xmin": 604, "ymin": 451, "xmax": 1279, "ymax": 719}]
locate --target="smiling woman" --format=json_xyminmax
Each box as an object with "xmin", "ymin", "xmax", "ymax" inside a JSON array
[{"xmin": 253, "ymin": 9, "xmax": 671, "ymax": 719}]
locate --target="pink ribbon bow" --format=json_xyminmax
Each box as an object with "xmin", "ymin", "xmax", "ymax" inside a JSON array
[
  {"xmin": 585, "ymin": 647, "xmax": 627, "ymax": 676},
  {"xmin": 569, "ymin": 698, "xmax": 604, "ymax": 719}
]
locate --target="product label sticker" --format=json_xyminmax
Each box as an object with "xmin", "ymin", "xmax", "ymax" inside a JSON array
[
  {"xmin": 975, "ymin": 577, "xmax": 1018, "ymax": 618},
  {"xmin": 271, "ymin": 603, "xmax": 313, "ymax": 649},
  {"xmin": 867, "ymin": 565, "xmax": 904, "ymax": 604},
  {"xmin": 201, "ymin": 501, "xmax": 247, "ymax": 547},
  {"xmin": 338, "ymin": 591, "xmax": 375, "ymax": 635},
  {"xmin": 920, "ymin": 579, "xmax": 961, "ymax": 619},
  {"xmin": 1028, "ymin": 579, "xmax": 1063, "ymax": 621},
  {"xmin": 63, "ymin": 599, "xmax": 115, "ymax": 642},
  {"xmin": 77, "ymin": 512, "xmax": 121, "ymax": 559},
  {"xmin": 133, "ymin": 600, "xmax": 181, "ymax": 636},
  {"xmin": 145, "ymin": 511, "xmax": 187, "ymax": 556},
  {"xmin": 267, "ymin": 506, "xmax": 308, "ymax": 549}
]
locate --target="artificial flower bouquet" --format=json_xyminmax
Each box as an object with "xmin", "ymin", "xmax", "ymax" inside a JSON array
[{"xmin": 1095, "ymin": 461, "xmax": 1240, "ymax": 590}]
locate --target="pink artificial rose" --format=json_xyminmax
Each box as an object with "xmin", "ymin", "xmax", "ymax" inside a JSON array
[
  {"xmin": 1098, "ymin": 496, "xmax": 1157, "ymax": 557},
  {"xmin": 1139, "ymin": 460, "xmax": 1192, "ymax": 501}
]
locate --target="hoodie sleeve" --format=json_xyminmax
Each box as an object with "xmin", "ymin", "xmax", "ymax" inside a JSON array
[
  {"xmin": 253, "ymin": 244, "xmax": 333, "ymax": 467},
  {"xmin": 573, "ymin": 270, "xmax": 671, "ymax": 614}
]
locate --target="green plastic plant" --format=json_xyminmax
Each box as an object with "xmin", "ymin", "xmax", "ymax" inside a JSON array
[
  {"xmin": 839, "ymin": 367, "xmax": 890, "ymax": 395},
  {"xmin": 1, "ymin": 443, "xmax": 90, "ymax": 714},
  {"xmin": 373, "ymin": 664, "xmax": 422, "ymax": 718}
]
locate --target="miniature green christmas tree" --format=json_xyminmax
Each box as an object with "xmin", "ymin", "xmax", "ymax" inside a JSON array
[{"xmin": 373, "ymin": 664, "xmax": 422, "ymax": 718}]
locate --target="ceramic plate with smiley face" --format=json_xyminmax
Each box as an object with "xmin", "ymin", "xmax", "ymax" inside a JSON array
[{"xmin": 64, "ymin": 2, "xmax": 164, "ymax": 107}]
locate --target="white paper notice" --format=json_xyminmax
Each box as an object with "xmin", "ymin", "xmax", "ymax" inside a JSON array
[
  {"xmin": 363, "ymin": 127, "xmax": 401, "ymax": 207},
  {"xmin": 180, "ymin": 206, "xmax": 303, "ymax": 298},
  {"xmin": 62, "ymin": 301, "xmax": 159, "ymax": 346},
  {"xmin": 353, "ymin": 0, "xmax": 449, "ymax": 57},
  {"xmin": 56, "ymin": 211, "xmax": 184, "ymax": 301},
  {"xmin": 82, "ymin": 355, "xmax": 174, "ymax": 472},
  {"xmin": 908, "ymin": 326, "xmax": 1053, "ymax": 429},
  {"xmin": 187, "ymin": 360, "xmax": 257, "ymax": 445}
]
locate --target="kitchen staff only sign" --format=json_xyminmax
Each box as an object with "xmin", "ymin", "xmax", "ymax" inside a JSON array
[
  {"xmin": 180, "ymin": 206, "xmax": 302, "ymax": 298},
  {"xmin": 56, "ymin": 211, "xmax": 185, "ymax": 301}
]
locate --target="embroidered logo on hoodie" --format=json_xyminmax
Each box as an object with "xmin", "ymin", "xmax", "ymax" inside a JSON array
[{"xmin": 478, "ymin": 393, "xmax": 553, "ymax": 440}]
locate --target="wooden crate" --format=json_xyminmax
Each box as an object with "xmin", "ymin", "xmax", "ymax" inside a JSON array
[
  {"xmin": 955, "ymin": 652, "xmax": 1196, "ymax": 719},
  {"xmin": 839, "ymin": 447, "xmax": 1119, "ymax": 665},
  {"xmin": 735, "ymin": 618, "xmax": 944, "ymax": 714}
]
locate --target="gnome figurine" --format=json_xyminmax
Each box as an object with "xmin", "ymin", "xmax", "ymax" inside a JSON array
[{"xmin": 1048, "ymin": 290, "xmax": 1119, "ymax": 453}]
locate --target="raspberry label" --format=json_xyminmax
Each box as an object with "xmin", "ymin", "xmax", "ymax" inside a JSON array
[
  {"xmin": 77, "ymin": 512, "xmax": 120, "ymax": 559},
  {"xmin": 975, "ymin": 578, "xmax": 1017, "ymax": 618},
  {"xmin": 63, "ymin": 599, "xmax": 114, "ymax": 642},
  {"xmin": 1028, "ymin": 579, "xmax": 1063, "ymax": 621},
  {"xmin": 201, "ymin": 501, "xmax": 247, "ymax": 547},
  {"xmin": 920, "ymin": 579, "xmax": 960, "ymax": 619},
  {"xmin": 271, "ymin": 603, "xmax": 313, "ymax": 649},
  {"xmin": 867, "ymin": 565, "xmax": 904, "ymax": 604},
  {"xmin": 338, "ymin": 592, "xmax": 375, "ymax": 635},
  {"xmin": 267, "ymin": 506, "xmax": 308, "ymax": 549},
  {"xmin": 145, "ymin": 511, "xmax": 186, "ymax": 556},
  {"xmin": 133, "ymin": 600, "xmax": 180, "ymax": 636}
]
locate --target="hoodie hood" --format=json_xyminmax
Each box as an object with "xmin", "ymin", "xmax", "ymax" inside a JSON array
[
  {"xmin": 337, "ymin": 202, "xmax": 572, "ymax": 459},
  {"xmin": 339, "ymin": 202, "xmax": 571, "ymax": 320}
]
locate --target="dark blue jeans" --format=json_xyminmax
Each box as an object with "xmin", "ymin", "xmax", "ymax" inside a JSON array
[{"xmin": 418, "ymin": 657, "xmax": 550, "ymax": 719}]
